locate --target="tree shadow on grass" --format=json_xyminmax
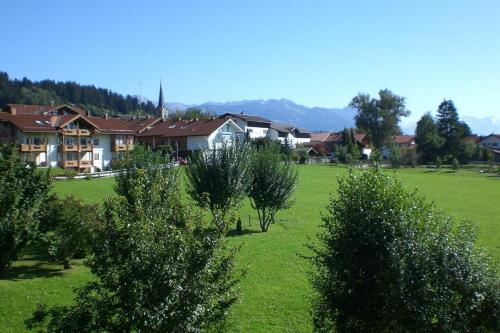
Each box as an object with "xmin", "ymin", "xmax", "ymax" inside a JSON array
[
  {"xmin": 2, "ymin": 261, "xmax": 64, "ymax": 281},
  {"xmin": 226, "ymin": 229, "xmax": 261, "ymax": 237}
]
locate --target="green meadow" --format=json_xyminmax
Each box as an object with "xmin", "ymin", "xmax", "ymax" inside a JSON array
[{"xmin": 1, "ymin": 165, "xmax": 499, "ymax": 332}]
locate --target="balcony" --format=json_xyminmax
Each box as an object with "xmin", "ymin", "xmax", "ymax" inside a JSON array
[
  {"xmin": 79, "ymin": 160, "xmax": 92, "ymax": 167},
  {"xmin": 78, "ymin": 129, "xmax": 91, "ymax": 136},
  {"xmin": 79, "ymin": 144, "xmax": 94, "ymax": 152},
  {"xmin": 19, "ymin": 144, "xmax": 47, "ymax": 152},
  {"xmin": 63, "ymin": 128, "xmax": 78, "ymax": 135},
  {"xmin": 60, "ymin": 144, "xmax": 79, "ymax": 152},
  {"xmin": 113, "ymin": 143, "xmax": 134, "ymax": 152},
  {"xmin": 62, "ymin": 160, "xmax": 78, "ymax": 168}
]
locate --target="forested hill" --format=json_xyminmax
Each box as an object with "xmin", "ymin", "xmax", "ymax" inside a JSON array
[{"xmin": 0, "ymin": 71, "xmax": 157, "ymax": 116}]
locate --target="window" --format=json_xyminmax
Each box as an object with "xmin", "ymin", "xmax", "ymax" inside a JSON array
[
  {"xmin": 93, "ymin": 138, "xmax": 99, "ymax": 146},
  {"xmin": 94, "ymin": 153, "xmax": 100, "ymax": 161},
  {"xmin": 247, "ymin": 128, "xmax": 253, "ymax": 133}
]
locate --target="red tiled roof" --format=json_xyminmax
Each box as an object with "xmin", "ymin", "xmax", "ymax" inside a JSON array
[
  {"xmin": 310, "ymin": 132, "xmax": 331, "ymax": 142},
  {"xmin": 6, "ymin": 104, "xmax": 85, "ymax": 116},
  {"xmin": 391, "ymin": 135, "xmax": 416, "ymax": 144},
  {"xmin": 83, "ymin": 116, "xmax": 135, "ymax": 134},
  {"xmin": 139, "ymin": 118, "xmax": 239, "ymax": 138},
  {"xmin": 125, "ymin": 117, "xmax": 162, "ymax": 133},
  {"xmin": 0, "ymin": 112, "xmax": 57, "ymax": 132}
]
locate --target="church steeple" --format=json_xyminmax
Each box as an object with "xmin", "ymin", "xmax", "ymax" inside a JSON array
[{"xmin": 157, "ymin": 81, "xmax": 168, "ymax": 120}]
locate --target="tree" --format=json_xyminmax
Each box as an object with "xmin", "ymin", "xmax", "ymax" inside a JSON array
[
  {"xmin": 436, "ymin": 100, "xmax": 469, "ymax": 160},
  {"xmin": 26, "ymin": 149, "xmax": 240, "ymax": 332},
  {"xmin": 0, "ymin": 145, "xmax": 51, "ymax": 276},
  {"xmin": 186, "ymin": 142, "xmax": 252, "ymax": 232},
  {"xmin": 309, "ymin": 167, "xmax": 499, "ymax": 332},
  {"xmin": 388, "ymin": 144, "xmax": 402, "ymax": 168},
  {"xmin": 248, "ymin": 145, "xmax": 298, "ymax": 232},
  {"xmin": 350, "ymin": 89, "xmax": 410, "ymax": 149},
  {"xmin": 415, "ymin": 113, "xmax": 443, "ymax": 164},
  {"xmin": 452, "ymin": 157, "xmax": 460, "ymax": 171},
  {"xmin": 40, "ymin": 195, "xmax": 98, "ymax": 269}
]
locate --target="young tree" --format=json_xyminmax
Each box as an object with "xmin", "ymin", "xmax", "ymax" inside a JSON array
[
  {"xmin": 40, "ymin": 195, "xmax": 98, "ymax": 269},
  {"xmin": 436, "ymin": 100, "xmax": 470, "ymax": 160},
  {"xmin": 350, "ymin": 89, "xmax": 410, "ymax": 149},
  {"xmin": 415, "ymin": 112, "xmax": 443, "ymax": 164},
  {"xmin": 389, "ymin": 144, "xmax": 402, "ymax": 168},
  {"xmin": 26, "ymin": 150, "xmax": 240, "ymax": 332},
  {"xmin": 0, "ymin": 145, "xmax": 51, "ymax": 276},
  {"xmin": 248, "ymin": 145, "xmax": 298, "ymax": 232},
  {"xmin": 186, "ymin": 142, "xmax": 252, "ymax": 232},
  {"xmin": 309, "ymin": 167, "xmax": 499, "ymax": 332}
]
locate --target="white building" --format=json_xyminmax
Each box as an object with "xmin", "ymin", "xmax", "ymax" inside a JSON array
[
  {"xmin": 267, "ymin": 122, "xmax": 311, "ymax": 147},
  {"xmin": 219, "ymin": 112, "xmax": 271, "ymax": 140}
]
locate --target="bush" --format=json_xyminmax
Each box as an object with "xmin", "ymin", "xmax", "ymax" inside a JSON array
[
  {"xmin": 309, "ymin": 167, "xmax": 499, "ymax": 332},
  {"xmin": 452, "ymin": 157, "xmax": 460, "ymax": 171},
  {"xmin": 186, "ymin": 142, "xmax": 252, "ymax": 232},
  {"xmin": 39, "ymin": 195, "xmax": 98, "ymax": 268},
  {"xmin": 249, "ymin": 145, "xmax": 298, "ymax": 232},
  {"xmin": 26, "ymin": 148, "xmax": 240, "ymax": 332},
  {"xmin": 0, "ymin": 145, "xmax": 51, "ymax": 276}
]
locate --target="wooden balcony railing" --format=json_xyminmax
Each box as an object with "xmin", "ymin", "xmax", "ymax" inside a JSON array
[
  {"xmin": 79, "ymin": 160, "xmax": 92, "ymax": 167},
  {"xmin": 113, "ymin": 143, "xmax": 134, "ymax": 152},
  {"xmin": 63, "ymin": 128, "xmax": 78, "ymax": 135},
  {"xmin": 79, "ymin": 144, "xmax": 93, "ymax": 152},
  {"xmin": 78, "ymin": 129, "xmax": 91, "ymax": 136},
  {"xmin": 19, "ymin": 144, "xmax": 47, "ymax": 152},
  {"xmin": 60, "ymin": 144, "xmax": 79, "ymax": 152},
  {"xmin": 62, "ymin": 160, "xmax": 78, "ymax": 168}
]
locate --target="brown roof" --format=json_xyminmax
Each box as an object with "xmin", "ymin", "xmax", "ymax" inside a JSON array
[
  {"xmin": 391, "ymin": 135, "xmax": 416, "ymax": 144},
  {"xmin": 0, "ymin": 112, "xmax": 57, "ymax": 132},
  {"xmin": 220, "ymin": 113, "xmax": 271, "ymax": 124},
  {"xmin": 310, "ymin": 132, "xmax": 332, "ymax": 142},
  {"xmin": 324, "ymin": 132, "xmax": 369, "ymax": 146},
  {"xmin": 83, "ymin": 116, "xmax": 134, "ymax": 134},
  {"xmin": 125, "ymin": 117, "xmax": 162, "ymax": 133},
  {"xmin": 6, "ymin": 104, "xmax": 85, "ymax": 116},
  {"xmin": 139, "ymin": 118, "xmax": 240, "ymax": 138}
]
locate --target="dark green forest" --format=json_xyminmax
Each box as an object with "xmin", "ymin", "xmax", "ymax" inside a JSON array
[{"xmin": 0, "ymin": 71, "xmax": 157, "ymax": 116}]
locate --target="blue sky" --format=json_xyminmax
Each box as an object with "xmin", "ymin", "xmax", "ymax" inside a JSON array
[{"xmin": 1, "ymin": 0, "xmax": 499, "ymax": 123}]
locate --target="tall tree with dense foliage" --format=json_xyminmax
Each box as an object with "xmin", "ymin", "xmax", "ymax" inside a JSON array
[
  {"xmin": 186, "ymin": 142, "xmax": 252, "ymax": 232},
  {"xmin": 0, "ymin": 145, "xmax": 51, "ymax": 276},
  {"xmin": 436, "ymin": 100, "xmax": 470, "ymax": 159},
  {"xmin": 350, "ymin": 89, "xmax": 410, "ymax": 149},
  {"xmin": 248, "ymin": 145, "xmax": 298, "ymax": 232},
  {"xmin": 26, "ymin": 149, "xmax": 240, "ymax": 332},
  {"xmin": 309, "ymin": 167, "xmax": 499, "ymax": 333},
  {"xmin": 415, "ymin": 112, "xmax": 444, "ymax": 164}
]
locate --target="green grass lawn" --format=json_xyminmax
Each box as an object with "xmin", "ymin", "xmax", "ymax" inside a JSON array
[{"xmin": 1, "ymin": 165, "xmax": 499, "ymax": 332}]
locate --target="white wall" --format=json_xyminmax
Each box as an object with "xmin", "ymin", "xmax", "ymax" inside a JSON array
[
  {"xmin": 247, "ymin": 126, "xmax": 269, "ymax": 139},
  {"xmin": 187, "ymin": 120, "xmax": 242, "ymax": 150},
  {"xmin": 47, "ymin": 134, "xmax": 58, "ymax": 167},
  {"xmin": 93, "ymin": 134, "xmax": 112, "ymax": 170}
]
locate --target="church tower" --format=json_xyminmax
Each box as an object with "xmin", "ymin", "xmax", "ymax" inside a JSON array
[{"xmin": 157, "ymin": 81, "xmax": 168, "ymax": 120}]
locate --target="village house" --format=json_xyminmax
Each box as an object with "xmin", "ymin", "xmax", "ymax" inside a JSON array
[
  {"xmin": 267, "ymin": 122, "xmax": 311, "ymax": 147},
  {"xmin": 219, "ymin": 112, "xmax": 271, "ymax": 140},
  {"xmin": 382, "ymin": 135, "xmax": 416, "ymax": 158},
  {"xmin": 480, "ymin": 134, "xmax": 500, "ymax": 162},
  {"xmin": 136, "ymin": 117, "xmax": 244, "ymax": 155}
]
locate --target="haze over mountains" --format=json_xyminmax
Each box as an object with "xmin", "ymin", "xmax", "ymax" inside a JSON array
[{"xmin": 165, "ymin": 98, "xmax": 499, "ymax": 135}]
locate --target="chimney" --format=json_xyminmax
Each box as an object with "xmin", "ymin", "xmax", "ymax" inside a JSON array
[
  {"xmin": 210, "ymin": 116, "xmax": 214, "ymax": 120},
  {"xmin": 86, "ymin": 110, "xmax": 91, "ymax": 117},
  {"xmin": 195, "ymin": 117, "xmax": 199, "ymax": 121},
  {"xmin": 10, "ymin": 107, "xmax": 16, "ymax": 115},
  {"xmin": 178, "ymin": 117, "xmax": 182, "ymax": 121},
  {"xmin": 105, "ymin": 113, "xmax": 109, "ymax": 120}
]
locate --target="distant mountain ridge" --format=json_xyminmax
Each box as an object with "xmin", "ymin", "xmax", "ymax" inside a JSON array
[
  {"xmin": 167, "ymin": 99, "xmax": 499, "ymax": 135},
  {"xmin": 167, "ymin": 98, "xmax": 356, "ymax": 132}
]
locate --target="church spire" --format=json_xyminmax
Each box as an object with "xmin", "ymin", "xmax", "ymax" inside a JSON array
[{"xmin": 157, "ymin": 81, "xmax": 168, "ymax": 120}]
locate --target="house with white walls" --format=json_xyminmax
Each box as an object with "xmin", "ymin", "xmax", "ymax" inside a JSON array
[
  {"xmin": 267, "ymin": 122, "xmax": 311, "ymax": 147},
  {"xmin": 136, "ymin": 118, "xmax": 244, "ymax": 154},
  {"xmin": 219, "ymin": 112, "xmax": 271, "ymax": 140}
]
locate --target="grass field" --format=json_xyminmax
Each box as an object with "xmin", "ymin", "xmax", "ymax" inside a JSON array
[{"xmin": 1, "ymin": 165, "xmax": 499, "ymax": 332}]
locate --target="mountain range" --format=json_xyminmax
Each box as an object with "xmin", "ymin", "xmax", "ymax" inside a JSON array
[{"xmin": 164, "ymin": 98, "xmax": 499, "ymax": 135}]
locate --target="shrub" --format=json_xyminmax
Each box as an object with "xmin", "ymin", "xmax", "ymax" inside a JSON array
[
  {"xmin": 452, "ymin": 157, "xmax": 460, "ymax": 171},
  {"xmin": 309, "ymin": 167, "xmax": 499, "ymax": 332},
  {"xmin": 249, "ymin": 145, "xmax": 298, "ymax": 232},
  {"xmin": 186, "ymin": 142, "xmax": 252, "ymax": 232},
  {"xmin": 39, "ymin": 195, "xmax": 98, "ymax": 268},
  {"xmin": 0, "ymin": 145, "xmax": 51, "ymax": 276},
  {"xmin": 436, "ymin": 156, "xmax": 442, "ymax": 170},
  {"xmin": 26, "ymin": 148, "xmax": 240, "ymax": 332}
]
